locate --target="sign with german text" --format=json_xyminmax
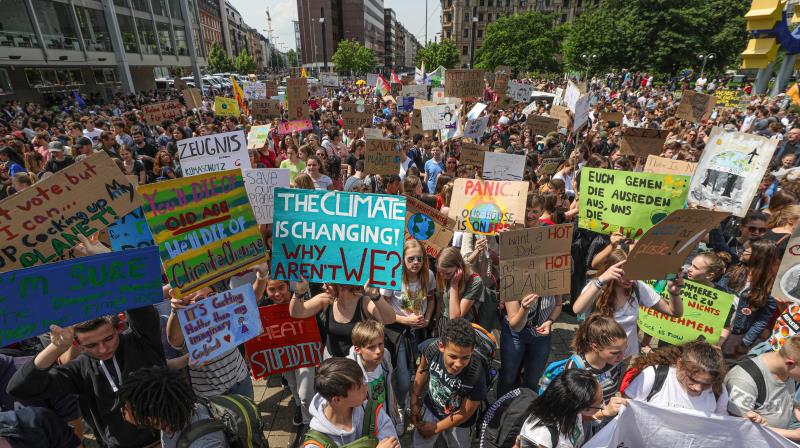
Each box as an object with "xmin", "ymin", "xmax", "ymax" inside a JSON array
[
  {"xmin": 245, "ymin": 304, "xmax": 322, "ymax": 378},
  {"xmin": 286, "ymin": 78, "xmax": 309, "ymax": 120},
  {"xmin": 498, "ymin": 224, "xmax": 573, "ymax": 300},
  {"xmin": 445, "ymin": 69, "xmax": 485, "ymax": 98},
  {"xmin": 676, "ymin": 90, "xmax": 716, "ymax": 123},
  {"xmin": 143, "ymin": 100, "xmax": 182, "ymax": 125},
  {"xmin": 715, "ymin": 89, "xmax": 743, "ymax": 108},
  {"xmin": 243, "ymin": 168, "xmax": 290, "ymax": 224},
  {"xmin": 251, "ymin": 99, "xmax": 281, "ymax": 121},
  {"xmin": 365, "ymin": 139, "xmax": 403, "ymax": 176},
  {"xmin": 449, "ymin": 179, "xmax": 528, "ymax": 235},
  {"xmin": 619, "ymin": 128, "xmax": 668, "ymax": 158},
  {"xmin": 177, "ymin": 130, "xmax": 251, "ymax": 176},
  {"xmin": 404, "ymin": 196, "xmax": 455, "ymax": 258},
  {"xmin": 644, "ymin": 155, "xmax": 697, "ymax": 176}
]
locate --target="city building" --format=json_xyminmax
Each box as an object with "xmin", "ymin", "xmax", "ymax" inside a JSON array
[
  {"xmin": 223, "ymin": 1, "xmax": 249, "ymax": 58},
  {"xmin": 441, "ymin": 0, "xmax": 599, "ymax": 68},
  {"xmin": 197, "ymin": 0, "xmax": 223, "ymax": 55},
  {"xmin": 384, "ymin": 8, "xmax": 397, "ymax": 68},
  {"xmin": 404, "ymin": 32, "xmax": 421, "ymax": 72},
  {"xmin": 0, "ymin": 0, "xmax": 206, "ymax": 102}
]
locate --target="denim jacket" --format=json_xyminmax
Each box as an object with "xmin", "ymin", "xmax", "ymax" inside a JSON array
[{"xmin": 730, "ymin": 289, "xmax": 777, "ymax": 347}]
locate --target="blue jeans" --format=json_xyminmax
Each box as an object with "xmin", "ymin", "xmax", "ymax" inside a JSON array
[
  {"xmin": 395, "ymin": 337, "xmax": 411, "ymax": 410},
  {"xmin": 498, "ymin": 319, "xmax": 552, "ymax": 397},
  {"xmin": 226, "ymin": 375, "xmax": 254, "ymax": 400}
]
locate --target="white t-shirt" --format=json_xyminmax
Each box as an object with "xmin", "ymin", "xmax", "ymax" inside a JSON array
[
  {"xmin": 380, "ymin": 269, "xmax": 435, "ymax": 316},
  {"xmin": 311, "ymin": 174, "xmax": 333, "ymax": 190},
  {"xmin": 83, "ymin": 128, "xmax": 102, "ymax": 143},
  {"xmin": 519, "ymin": 416, "xmax": 583, "ymax": 448},
  {"xmin": 625, "ymin": 366, "xmax": 728, "ymax": 415}
]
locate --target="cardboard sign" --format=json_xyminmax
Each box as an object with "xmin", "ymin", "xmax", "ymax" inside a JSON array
[
  {"xmin": 483, "ymin": 152, "xmax": 526, "ymax": 181},
  {"xmin": 243, "ymin": 168, "xmax": 290, "ymax": 224},
  {"xmin": 676, "ymin": 90, "xmax": 716, "ymax": 123},
  {"xmin": 644, "ymin": 155, "xmax": 697, "ymax": 176},
  {"xmin": 264, "ymin": 81, "xmax": 278, "ymax": 97},
  {"xmin": 0, "ymin": 246, "xmax": 163, "ymax": 347},
  {"xmin": 176, "ymin": 130, "xmax": 251, "ymax": 176},
  {"xmin": 245, "ymin": 304, "xmax": 322, "ymax": 378},
  {"xmin": 413, "ymin": 98, "xmax": 438, "ymax": 109},
  {"xmin": 107, "ymin": 207, "xmax": 155, "ymax": 252},
  {"xmin": 498, "ymin": 224, "xmax": 573, "ymax": 300},
  {"xmin": 286, "ymin": 78, "xmax": 309, "ymax": 120},
  {"xmin": 251, "ymin": 99, "xmax": 281, "ymax": 121},
  {"xmin": 421, "ymin": 104, "xmax": 459, "ymax": 131},
  {"xmin": 271, "ymin": 189, "xmax": 406, "ymax": 289},
  {"xmin": 402, "ymin": 84, "xmax": 427, "ymax": 100},
  {"xmin": 410, "ymin": 110, "xmax": 424, "ymax": 136},
  {"xmin": 404, "ymin": 196, "xmax": 455, "ymax": 258},
  {"xmin": 173, "ymin": 78, "xmax": 187, "ymax": 90},
  {"xmin": 549, "ymin": 105, "xmax": 571, "ymax": 128},
  {"xmin": 624, "ymin": 209, "xmax": 730, "ymax": 280},
  {"xmin": 578, "ymin": 168, "xmax": 690, "ymax": 239},
  {"xmin": 460, "ymin": 143, "xmax": 488, "ymax": 168},
  {"xmin": 540, "ymin": 158, "xmax": 564, "ymax": 175},
  {"xmin": 342, "ymin": 102, "xmax": 372, "ymax": 130},
  {"xmin": 526, "ymin": 115, "xmax": 559, "ymax": 136},
  {"xmin": 143, "ymin": 100, "xmax": 182, "ymax": 125},
  {"xmin": 464, "ymin": 116, "xmax": 489, "ymax": 140},
  {"xmin": 178, "ymin": 284, "xmax": 262, "ymax": 364},
  {"xmin": 619, "ymin": 128, "xmax": 668, "ymax": 158},
  {"xmin": 214, "ymin": 97, "xmax": 240, "ymax": 117},
  {"xmin": 772, "ymin": 225, "xmax": 800, "ymax": 303},
  {"xmin": 507, "ymin": 81, "xmax": 532, "ymax": 103},
  {"xmin": 431, "ymin": 87, "xmax": 445, "ymax": 103},
  {"xmin": 277, "ymin": 119, "xmax": 313, "ymax": 135},
  {"xmin": 600, "ymin": 111, "xmax": 623, "ymax": 123},
  {"xmin": 183, "ymin": 88, "xmax": 202, "ymax": 109},
  {"xmin": 638, "ymin": 280, "xmax": 733, "ymax": 346},
  {"xmin": 365, "ymin": 139, "xmax": 403, "ymax": 176},
  {"xmin": 449, "ymin": 179, "xmax": 528, "ymax": 235},
  {"xmin": 363, "ymin": 128, "xmax": 383, "ymax": 139},
  {"xmin": 246, "ymin": 125, "xmax": 270, "ymax": 150},
  {"xmin": 320, "ymin": 73, "xmax": 339, "ymax": 87},
  {"xmin": 494, "ymin": 72, "xmax": 509, "ymax": 93},
  {"xmin": 0, "ymin": 152, "xmax": 141, "ymax": 272},
  {"xmin": 138, "ymin": 169, "xmax": 267, "ymax": 297},
  {"xmin": 445, "ymin": 69, "xmax": 485, "ymax": 98},
  {"xmin": 688, "ymin": 126, "xmax": 777, "ymax": 217}
]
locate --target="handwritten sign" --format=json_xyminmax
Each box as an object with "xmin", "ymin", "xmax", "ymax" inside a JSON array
[
  {"xmin": 342, "ymin": 102, "xmax": 372, "ymax": 130},
  {"xmin": 578, "ymin": 168, "xmax": 689, "ymax": 239},
  {"xmin": 463, "ymin": 116, "xmax": 489, "ymax": 140},
  {"xmin": 320, "ymin": 73, "xmax": 339, "ymax": 87},
  {"xmin": 183, "ymin": 88, "xmax": 202, "ymax": 109},
  {"xmin": 404, "ymin": 196, "xmax": 455, "ymax": 258},
  {"xmin": 277, "ymin": 119, "xmax": 313, "ymax": 135},
  {"xmin": 287, "ymin": 78, "xmax": 309, "ymax": 120},
  {"xmin": 365, "ymin": 139, "xmax": 403, "ymax": 176},
  {"xmin": 494, "ymin": 72, "xmax": 509, "ymax": 94},
  {"xmin": 676, "ymin": 90, "xmax": 716, "ymax": 123},
  {"xmin": 564, "ymin": 81, "xmax": 582, "ymax": 111},
  {"xmin": 445, "ymin": 69, "xmax": 485, "ymax": 98},
  {"xmin": 107, "ymin": 207, "xmax": 155, "ymax": 252},
  {"xmin": 0, "ymin": 246, "xmax": 163, "ymax": 347},
  {"xmin": 246, "ymin": 125, "xmax": 270, "ymax": 150},
  {"xmin": 214, "ymin": 97, "xmax": 240, "ymax": 117},
  {"xmin": 421, "ymin": 104, "xmax": 459, "ymax": 131},
  {"xmin": 715, "ymin": 89, "xmax": 743, "ymax": 108},
  {"xmin": 265, "ymin": 81, "xmax": 278, "ymax": 97},
  {"xmin": 138, "ymin": 169, "xmax": 267, "ymax": 297},
  {"xmin": 272, "ymin": 189, "xmax": 406, "ymax": 288},
  {"xmin": 142, "ymin": 101, "xmax": 182, "ymax": 125},
  {"xmin": 178, "ymin": 284, "xmax": 262, "ymax": 364},
  {"xmin": 177, "ymin": 130, "xmax": 251, "ymax": 176},
  {"xmin": 507, "ymin": 81, "xmax": 532, "ymax": 103},
  {"xmin": 599, "ymin": 111, "xmax": 623, "ymax": 123},
  {"xmin": 0, "ymin": 152, "xmax": 141, "ymax": 272},
  {"xmin": 638, "ymin": 280, "xmax": 733, "ymax": 345},
  {"xmin": 540, "ymin": 158, "xmax": 563, "ymax": 175},
  {"xmin": 772, "ymin": 225, "xmax": 800, "ymax": 303},
  {"xmin": 619, "ymin": 128, "xmax": 667, "ymax": 158},
  {"xmin": 449, "ymin": 179, "xmax": 528, "ymax": 235},
  {"xmin": 251, "ymin": 99, "xmax": 281, "ymax": 121},
  {"xmin": 460, "ymin": 143, "xmax": 488, "ymax": 168},
  {"xmin": 244, "ymin": 304, "xmax": 322, "ymax": 378},
  {"xmin": 624, "ymin": 209, "xmax": 730, "ymax": 280},
  {"xmin": 549, "ymin": 105, "xmax": 571, "ymax": 128},
  {"xmin": 402, "ymin": 84, "xmax": 427, "ymax": 100},
  {"xmin": 243, "ymin": 168, "xmax": 290, "ymax": 224},
  {"xmin": 243, "ymin": 81, "xmax": 266, "ymax": 100},
  {"xmin": 173, "ymin": 78, "xmax": 187, "ymax": 90},
  {"xmin": 483, "ymin": 152, "xmax": 526, "ymax": 181},
  {"xmin": 526, "ymin": 115, "xmax": 559, "ymax": 136},
  {"xmin": 688, "ymin": 126, "xmax": 777, "ymax": 217},
  {"xmin": 498, "ymin": 224, "xmax": 573, "ymax": 300},
  {"xmin": 644, "ymin": 155, "xmax": 697, "ymax": 176}
]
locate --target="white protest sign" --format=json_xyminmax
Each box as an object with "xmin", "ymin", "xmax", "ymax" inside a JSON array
[
  {"xmin": 507, "ymin": 81, "xmax": 532, "ymax": 102},
  {"xmin": 402, "ymin": 84, "xmax": 427, "ymax": 99},
  {"xmin": 421, "ymin": 105, "xmax": 459, "ymax": 131},
  {"xmin": 431, "ymin": 87, "xmax": 445, "ymax": 103},
  {"xmin": 243, "ymin": 81, "xmax": 266, "ymax": 100},
  {"xmin": 243, "ymin": 168, "xmax": 290, "ymax": 224},
  {"xmin": 564, "ymin": 81, "xmax": 581, "ymax": 112},
  {"xmin": 521, "ymin": 101, "xmax": 538, "ymax": 116},
  {"xmin": 464, "ymin": 116, "xmax": 489, "ymax": 140},
  {"xmin": 177, "ymin": 130, "xmax": 252, "ymax": 176},
  {"xmin": 363, "ymin": 128, "xmax": 383, "ymax": 139},
  {"xmin": 482, "ymin": 152, "xmax": 526, "ymax": 181},
  {"xmin": 553, "ymin": 87, "xmax": 564, "ymax": 105},
  {"xmin": 573, "ymin": 94, "xmax": 591, "ymax": 132},
  {"xmin": 467, "ymin": 102, "xmax": 488, "ymax": 120},
  {"xmin": 366, "ymin": 74, "xmax": 379, "ymax": 88},
  {"xmin": 320, "ymin": 73, "xmax": 339, "ymax": 87}
]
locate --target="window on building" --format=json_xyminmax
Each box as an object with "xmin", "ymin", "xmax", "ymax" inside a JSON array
[
  {"xmin": 131, "ymin": 0, "xmax": 149, "ymax": 12},
  {"xmin": 113, "ymin": 0, "xmax": 126, "ymax": 8},
  {"xmin": 564, "ymin": 0, "xmax": 570, "ymax": 6},
  {"xmin": 462, "ymin": 45, "xmax": 468, "ymax": 55},
  {"xmin": 480, "ymin": 0, "xmax": 484, "ymax": 5},
  {"xmin": 478, "ymin": 29, "xmax": 483, "ymax": 38},
  {"xmin": 464, "ymin": 12, "xmax": 469, "ymax": 22},
  {"xmin": 33, "ymin": 0, "xmax": 82, "ymax": 50},
  {"xmin": 0, "ymin": 69, "xmax": 13, "ymax": 95},
  {"xmin": 174, "ymin": 25, "xmax": 188, "ymax": 55},
  {"xmin": 487, "ymin": 13, "xmax": 492, "ymax": 21},
  {"xmin": 0, "ymin": 0, "xmax": 39, "ymax": 48},
  {"xmin": 136, "ymin": 18, "xmax": 157, "ymax": 53},
  {"xmin": 157, "ymin": 21, "xmax": 174, "ymax": 54},
  {"xmin": 116, "ymin": 14, "xmax": 139, "ymax": 53},
  {"xmin": 463, "ymin": 28, "xmax": 469, "ymax": 38},
  {"xmin": 446, "ymin": 30, "xmax": 451, "ymax": 38},
  {"xmin": 76, "ymin": 6, "xmax": 112, "ymax": 52},
  {"xmin": 479, "ymin": 13, "xmax": 483, "ymax": 21},
  {"xmin": 488, "ymin": 0, "xmax": 493, "ymax": 5},
  {"xmin": 169, "ymin": 0, "xmax": 182, "ymax": 19},
  {"xmin": 152, "ymin": 0, "xmax": 166, "ymax": 16},
  {"xmin": 63, "ymin": 69, "xmax": 85, "ymax": 85}
]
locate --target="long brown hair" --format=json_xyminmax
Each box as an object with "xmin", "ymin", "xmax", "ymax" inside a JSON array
[
  {"xmin": 742, "ymin": 238, "xmax": 779, "ymax": 310},
  {"xmin": 594, "ymin": 248, "xmax": 633, "ymax": 317},
  {"xmin": 436, "ymin": 246, "xmax": 470, "ymax": 295},
  {"xmin": 628, "ymin": 340, "xmax": 726, "ymax": 397},
  {"xmin": 572, "ymin": 313, "xmax": 627, "ymax": 355}
]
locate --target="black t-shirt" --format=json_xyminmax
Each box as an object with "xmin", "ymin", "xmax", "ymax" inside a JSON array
[
  {"xmin": 422, "ymin": 339, "xmax": 487, "ymax": 426},
  {"xmin": 764, "ymin": 230, "xmax": 791, "ymax": 258},
  {"xmin": 44, "ymin": 155, "xmax": 75, "ymax": 173},
  {"xmin": 134, "ymin": 143, "xmax": 158, "ymax": 172}
]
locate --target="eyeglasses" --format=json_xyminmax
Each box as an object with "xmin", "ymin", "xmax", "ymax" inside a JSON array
[
  {"xmin": 747, "ymin": 226, "xmax": 767, "ymax": 234},
  {"xmin": 406, "ymin": 256, "xmax": 424, "ymax": 263}
]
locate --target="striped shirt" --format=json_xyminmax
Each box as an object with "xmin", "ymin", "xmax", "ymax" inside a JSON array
[{"xmin": 188, "ymin": 348, "xmax": 249, "ymax": 397}]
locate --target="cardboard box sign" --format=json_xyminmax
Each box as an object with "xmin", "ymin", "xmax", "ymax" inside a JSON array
[
  {"xmin": 460, "ymin": 143, "xmax": 489, "ymax": 168},
  {"xmin": 619, "ymin": 128, "xmax": 668, "ymax": 158},
  {"xmin": 498, "ymin": 224, "xmax": 573, "ymax": 300},
  {"xmin": 600, "ymin": 111, "xmax": 623, "ymax": 123},
  {"xmin": 251, "ymin": 99, "xmax": 282, "ymax": 121},
  {"xmin": 676, "ymin": 90, "xmax": 716, "ymax": 123},
  {"xmin": 143, "ymin": 100, "xmax": 182, "ymax": 125},
  {"xmin": 526, "ymin": 115, "xmax": 559, "ymax": 136},
  {"xmin": 549, "ymin": 105, "xmax": 571, "ymax": 128},
  {"xmin": 365, "ymin": 138, "xmax": 403, "ymax": 175},
  {"xmin": 183, "ymin": 88, "xmax": 202, "ymax": 109},
  {"xmin": 286, "ymin": 78, "xmax": 309, "ymax": 120},
  {"xmin": 445, "ymin": 69, "xmax": 485, "ymax": 99},
  {"xmin": 342, "ymin": 102, "xmax": 373, "ymax": 130}
]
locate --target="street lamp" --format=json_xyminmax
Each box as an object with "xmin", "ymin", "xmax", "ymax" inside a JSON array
[
  {"xmin": 581, "ymin": 53, "xmax": 598, "ymax": 78},
  {"xmin": 319, "ymin": 9, "xmax": 328, "ymax": 72},
  {"xmin": 470, "ymin": 15, "xmax": 478, "ymax": 69},
  {"xmin": 698, "ymin": 53, "xmax": 716, "ymax": 76}
]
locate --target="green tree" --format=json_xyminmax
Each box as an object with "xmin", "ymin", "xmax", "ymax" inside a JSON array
[
  {"xmin": 415, "ymin": 39, "xmax": 460, "ymax": 69},
  {"xmin": 207, "ymin": 42, "xmax": 233, "ymax": 73},
  {"xmin": 474, "ymin": 11, "xmax": 565, "ymax": 73},
  {"xmin": 286, "ymin": 49, "xmax": 298, "ymax": 67},
  {"xmin": 234, "ymin": 50, "xmax": 257, "ymax": 74},
  {"xmin": 331, "ymin": 39, "xmax": 376, "ymax": 75}
]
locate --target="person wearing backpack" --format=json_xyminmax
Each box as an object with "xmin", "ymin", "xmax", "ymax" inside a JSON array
[
  {"xmin": 622, "ymin": 339, "xmax": 729, "ymax": 415},
  {"xmin": 305, "ymin": 357, "xmax": 399, "ymax": 448}
]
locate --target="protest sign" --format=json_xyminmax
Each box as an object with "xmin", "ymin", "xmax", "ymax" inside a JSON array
[
  {"xmin": 173, "ymin": 78, "xmax": 187, "ymax": 90},
  {"xmin": 493, "ymin": 71, "xmax": 509, "ymax": 93},
  {"xmin": 176, "ymin": 130, "xmax": 251, "ymax": 176},
  {"xmin": 578, "ymin": 168, "xmax": 690, "ymax": 239},
  {"xmin": 363, "ymin": 128, "xmax": 383, "ymax": 139},
  {"xmin": 251, "ymin": 99, "xmax": 281, "ymax": 121},
  {"xmin": 599, "ymin": 110, "xmax": 623, "ymax": 123},
  {"xmin": 246, "ymin": 125, "xmax": 270, "ymax": 150},
  {"xmin": 365, "ymin": 139, "xmax": 403, "ymax": 176},
  {"xmin": 178, "ymin": 284, "xmax": 262, "ymax": 364},
  {"xmin": 410, "ymin": 110, "xmax": 424, "ymax": 136},
  {"xmin": 0, "ymin": 246, "xmax": 163, "ymax": 347},
  {"xmin": 526, "ymin": 115, "xmax": 559, "ymax": 136},
  {"xmin": 286, "ymin": 78, "xmax": 309, "ymax": 120},
  {"xmin": 507, "ymin": 81, "xmax": 532, "ymax": 103},
  {"xmin": 688, "ymin": 126, "xmax": 777, "ymax": 217},
  {"xmin": 320, "ymin": 73, "xmax": 339, "ymax": 87},
  {"xmin": 413, "ymin": 98, "xmax": 438, "ymax": 109},
  {"xmin": 243, "ymin": 168, "xmax": 290, "ymax": 224},
  {"xmin": 466, "ymin": 102, "xmax": 487, "ymax": 120},
  {"xmin": 772, "ymin": 225, "xmax": 800, "ymax": 303},
  {"xmin": 421, "ymin": 104, "xmax": 459, "ymax": 131},
  {"xmin": 183, "ymin": 88, "xmax": 202, "ymax": 109},
  {"xmin": 342, "ymin": 102, "xmax": 372, "ymax": 130},
  {"xmin": 214, "ymin": 97, "xmax": 240, "ymax": 117},
  {"xmin": 483, "ymin": 152, "xmax": 526, "ymax": 181},
  {"xmin": 142, "ymin": 100, "xmax": 182, "ymax": 125},
  {"xmin": 619, "ymin": 128, "xmax": 668, "ymax": 158},
  {"xmin": 460, "ymin": 143, "xmax": 488, "ymax": 168},
  {"xmin": 549, "ymin": 105, "xmax": 571, "ymax": 128},
  {"xmin": 390, "ymin": 82, "xmax": 402, "ymax": 97},
  {"xmin": 564, "ymin": 81, "xmax": 581, "ymax": 112},
  {"xmin": 404, "ymin": 196, "xmax": 455, "ymax": 258},
  {"xmin": 366, "ymin": 74, "xmax": 378, "ymax": 88},
  {"xmin": 715, "ymin": 89, "xmax": 742, "ymax": 108},
  {"xmin": 277, "ymin": 119, "xmax": 313, "ymax": 135},
  {"xmin": 400, "ymin": 96, "xmax": 414, "ymax": 113},
  {"xmin": 402, "ymin": 84, "xmax": 427, "ymax": 99},
  {"xmin": 624, "ymin": 209, "xmax": 730, "ymax": 280},
  {"xmin": 264, "ymin": 81, "xmax": 278, "ymax": 97},
  {"xmin": 463, "ymin": 116, "xmax": 489, "ymax": 140},
  {"xmin": 245, "ymin": 304, "xmax": 322, "ymax": 378},
  {"xmin": 0, "ymin": 152, "xmax": 141, "ymax": 272},
  {"xmin": 431, "ymin": 88, "xmax": 445, "ymax": 102},
  {"xmin": 638, "ymin": 279, "xmax": 733, "ymax": 346},
  {"xmin": 540, "ymin": 157, "xmax": 564, "ymax": 175},
  {"xmin": 242, "ymin": 81, "xmax": 266, "ymax": 100},
  {"xmin": 138, "ymin": 169, "xmax": 267, "ymax": 297},
  {"xmin": 573, "ymin": 94, "xmax": 591, "ymax": 132},
  {"xmin": 521, "ymin": 101, "xmax": 538, "ymax": 117},
  {"xmin": 498, "ymin": 224, "xmax": 572, "ymax": 300},
  {"xmin": 676, "ymin": 90, "xmax": 716, "ymax": 122},
  {"xmin": 449, "ymin": 179, "xmax": 528, "ymax": 235},
  {"xmin": 271, "ymin": 189, "xmax": 406, "ymax": 288},
  {"xmin": 644, "ymin": 155, "xmax": 697, "ymax": 176},
  {"xmin": 445, "ymin": 69, "xmax": 485, "ymax": 98},
  {"xmin": 107, "ymin": 207, "xmax": 155, "ymax": 252}
]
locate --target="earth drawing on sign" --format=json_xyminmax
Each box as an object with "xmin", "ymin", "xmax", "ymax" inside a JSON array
[{"xmin": 408, "ymin": 213, "xmax": 436, "ymax": 241}]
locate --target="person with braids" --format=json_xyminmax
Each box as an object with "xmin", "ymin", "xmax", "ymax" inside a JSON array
[
  {"xmin": 118, "ymin": 366, "xmax": 227, "ymax": 447},
  {"xmin": 622, "ymin": 340, "xmax": 729, "ymax": 415}
]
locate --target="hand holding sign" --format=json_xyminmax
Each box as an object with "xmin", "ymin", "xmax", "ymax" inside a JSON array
[
  {"xmin": 74, "ymin": 233, "xmax": 111, "ymax": 257},
  {"xmin": 49, "ymin": 325, "xmax": 75, "ymax": 351},
  {"xmin": 667, "ymin": 276, "xmax": 684, "ymax": 296}
]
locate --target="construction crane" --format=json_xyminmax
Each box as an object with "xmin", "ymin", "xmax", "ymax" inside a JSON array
[{"xmin": 265, "ymin": 8, "xmax": 276, "ymax": 73}]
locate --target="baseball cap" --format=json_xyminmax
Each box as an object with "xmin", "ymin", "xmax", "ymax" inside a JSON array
[
  {"xmin": 48, "ymin": 141, "xmax": 64, "ymax": 152},
  {"xmin": 76, "ymin": 136, "xmax": 93, "ymax": 147}
]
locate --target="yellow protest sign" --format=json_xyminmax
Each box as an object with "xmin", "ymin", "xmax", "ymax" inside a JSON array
[{"xmin": 215, "ymin": 97, "xmax": 240, "ymax": 117}]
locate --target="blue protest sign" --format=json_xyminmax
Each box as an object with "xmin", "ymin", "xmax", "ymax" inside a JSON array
[
  {"xmin": 177, "ymin": 284, "xmax": 262, "ymax": 364},
  {"xmin": 107, "ymin": 207, "xmax": 155, "ymax": 251},
  {"xmin": 0, "ymin": 246, "xmax": 163, "ymax": 347},
  {"xmin": 401, "ymin": 96, "xmax": 415, "ymax": 113},
  {"xmin": 271, "ymin": 188, "xmax": 406, "ymax": 289}
]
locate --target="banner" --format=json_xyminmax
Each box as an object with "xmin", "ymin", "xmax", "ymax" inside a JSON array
[
  {"xmin": 251, "ymin": 99, "xmax": 281, "ymax": 121},
  {"xmin": 772, "ymin": 225, "xmax": 800, "ymax": 303},
  {"xmin": 507, "ymin": 81, "xmax": 532, "ymax": 102},
  {"xmin": 272, "ymin": 188, "xmax": 406, "ymax": 289},
  {"xmin": 460, "ymin": 143, "xmax": 488, "ymax": 168},
  {"xmin": 178, "ymin": 284, "xmax": 262, "ymax": 365},
  {"xmin": 342, "ymin": 102, "xmax": 372, "ymax": 130},
  {"xmin": 619, "ymin": 128, "xmax": 668, "ymax": 158},
  {"xmin": 644, "ymin": 155, "xmax": 697, "ymax": 176},
  {"xmin": 404, "ymin": 196, "xmax": 455, "ymax": 258},
  {"xmin": 482, "ymin": 152, "xmax": 525, "ymax": 181},
  {"xmin": 142, "ymin": 100, "xmax": 182, "ymax": 125},
  {"xmin": 573, "ymin": 94, "xmax": 591, "ymax": 131},
  {"xmin": 243, "ymin": 168, "xmax": 290, "ymax": 224},
  {"xmin": 676, "ymin": 90, "xmax": 716, "ymax": 123},
  {"xmin": 176, "ymin": 130, "xmax": 251, "ymax": 177},
  {"xmin": 578, "ymin": 168, "xmax": 689, "ymax": 239},
  {"xmin": 0, "ymin": 152, "xmax": 141, "ymax": 272},
  {"xmin": 689, "ymin": 126, "xmax": 777, "ymax": 217},
  {"xmin": 715, "ymin": 89, "xmax": 742, "ymax": 108},
  {"xmin": 449, "ymin": 179, "xmax": 528, "ymax": 235},
  {"xmin": 277, "ymin": 119, "xmax": 313, "ymax": 135},
  {"xmin": 464, "ymin": 116, "xmax": 489, "ymax": 140},
  {"xmin": 624, "ymin": 209, "xmax": 730, "ymax": 280},
  {"xmin": 540, "ymin": 157, "xmax": 563, "ymax": 175},
  {"xmin": 365, "ymin": 139, "xmax": 403, "ymax": 176},
  {"xmin": 498, "ymin": 224, "xmax": 572, "ymax": 301},
  {"xmin": 0, "ymin": 246, "xmax": 163, "ymax": 347},
  {"xmin": 214, "ymin": 97, "xmax": 240, "ymax": 117},
  {"xmin": 107, "ymin": 207, "xmax": 155, "ymax": 251},
  {"xmin": 526, "ymin": 115, "xmax": 559, "ymax": 136},
  {"xmin": 183, "ymin": 88, "xmax": 202, "ymax": 109},
  {"xmin": 421, "ymin": 104, "xmax": 459, "ymax": 131},
  {"xmin": 287, "ymin": 78, "xmax": 309, "ymax": 120},
  {"xmin": 445, "ymin": 69, "xmax": 485, "ymax": 98},
  {"xmin": 138, "ymin": 169, "xmax": 267, "ymax": 297},
  {"xmin": 402, "ymin": 84, "xmax": 427, "ymax": 99},
  {"xmin": 244, "ymin": 304, "xmax": 322, "ymax": 378}
]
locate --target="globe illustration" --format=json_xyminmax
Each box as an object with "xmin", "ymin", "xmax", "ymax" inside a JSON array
[
  {"xmin": 468, "ymin": 202, "xmax": 503, "ymax": 233},
  {"xmin": 408, "ymin": 213, "xmax": 435, "ymax": 241}
]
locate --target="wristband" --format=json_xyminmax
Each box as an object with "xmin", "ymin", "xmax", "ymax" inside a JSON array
[{"xmin": 594, "ymin": 279, "xmax": 606, "ymax": 289}]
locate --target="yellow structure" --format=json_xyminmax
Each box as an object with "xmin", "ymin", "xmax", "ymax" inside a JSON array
[
  {"xmin": 744, "ymin": 0, "xmax": 784, "ymax": 30},
  {"xmin": 741, "ymin": 37, "xmax": 780, "ymax": 68}
]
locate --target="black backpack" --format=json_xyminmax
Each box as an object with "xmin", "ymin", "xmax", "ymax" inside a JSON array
[
  {"xmin": 645, "ymin": 364, "xmax": 729, "ymax": 403},
  {"xmin": 730, "ymin": 358, "xmax": 768, "ymax": 410},
  {"xmin": 176, "ymin": 394, "xmax": 269, "ymax": 448},
  {"xmin": 479, "ymin": 388, "xmax": 557, "ymax": 448}
]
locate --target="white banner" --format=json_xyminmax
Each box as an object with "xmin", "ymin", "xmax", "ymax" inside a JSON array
[
  {"xmin": 467, "ymin": 102, "xmax": 487, "ymax": 120},
  {"xmin": 564, "ymin": 81, "xmax": 581, "ymax": 112},
  {"xmin": 320, "ymin": 73, "xmax": 339, "ymax": 87},
  {"xmin": 483, "ymin": 152, "xmax": 525, "ymax": 181},
  {"xmin": 573, "ymin": 94, "xmax": 591, "ymax": 132},
  {"xmin": 177, "ymin": 130, "xmax": 252, "ymax": 176},
  {"xmin": 243, "ymin": 168, "xmax": 290, "ymax": 224}
]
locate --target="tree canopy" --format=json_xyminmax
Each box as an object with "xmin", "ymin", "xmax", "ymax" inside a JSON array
[
  {"xmin": 475, "ymin": 11, "xmax": 566, "ymax": 73},
  {"xmin": 415, "ymin": 39, "xmax": 460, "ymax": 69},
  {"xmin": 331, "ymin": 39, "xmax": 376, "ymax": 75},
  {"xmin": 234, "ymin": 51, "xmax": 256, "ymax": 74},
  {"xmin": 207, "ymin": 42, "xmax": 233, "ymax": 73}
]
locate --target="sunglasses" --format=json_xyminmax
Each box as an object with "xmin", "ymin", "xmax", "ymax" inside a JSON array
[
  {"xmin": 747, "ymin": 226, "xmax": 767, "ymax": 234},
  {"xmin": 406, "ymin": 256, "xmax": 423, "ymax": 263}
]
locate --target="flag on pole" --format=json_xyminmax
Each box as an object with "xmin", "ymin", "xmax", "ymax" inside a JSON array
[
  {"xmin": 414, "ymin": 62, "xmax": 428, "ymax": 85},
  {"xmin": 301, "ymin": 67, "xmax": 308, "ymax": 78},
  {"xmin": 788, "ymin": 82, "xmax": 800, "ymax": 106},
  {"xmin": 231, "ymin": 76, "xmax": 249, "ymax": 116},
  {"xmin": 375, "ymin": 74, "xmax": 391, "ymax": 96},
  {"xmin": 391, "ymin": 69, "xmax": 401, "ymax": 84}
]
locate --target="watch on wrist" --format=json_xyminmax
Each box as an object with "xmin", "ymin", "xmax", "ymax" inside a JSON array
[{"xmin": 594, "ymin": 278, "xmax": 606, "ymax": 289}]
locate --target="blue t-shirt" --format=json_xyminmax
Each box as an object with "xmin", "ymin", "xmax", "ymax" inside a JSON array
[{"xmin": 425, "ymin": 158, "xmax": 444, "ymax": 193}]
